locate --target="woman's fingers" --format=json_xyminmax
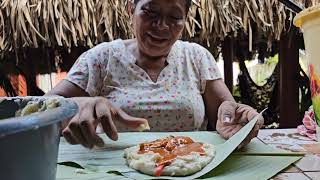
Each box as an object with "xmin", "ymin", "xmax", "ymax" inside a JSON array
[
  {"xmin": 67, "ymin": 115, "xmax": 90, "ymax": 148},
  {"xmin": 95, "ymin": 100, "xmax": 119, "ymax": 141},
  {"xmin": 63, "ymin": 97, "xmax": 150, "ymax": 148},
  {"xmin": 79, "ymin": 120, "xmax": 105, "ymax": 147},
  {"xmin": 217, "ymin": 102, "xmax": 265, "ymax": 149},
  {"xmin": 236, "ymin": 104, "xmax": 256, "ymax": 124},
  {"xmin": 257, "ymin": 115, "xmax": 265, "ymax": 129},
  {"xmin": 79, "ymin": 106, "xmax": 104, "ymax": 148},
  {"xmin": 62, "ymin": 97, "xmax": 106, "ymax": 148},
  {"xmin": 237, "ymin": 109, "xmax": 264, "ymax": 149},
  {"xmin": 218, "ymin": 124, "xmax": 243, "ymax": 139},
  {"xmin": 238, "ymin": 123, "xmax": 260, "ymax": 149},
  {"xmin": 218, "ymin": 101, "xmax": 237, "ymax": 125},
  {"xmin": 62, "ymin": 114, "xmax": 81, "ymax": 146},
  {"xmin": 62, "ymin": 127, "xmax": 77, "ymax": 145},
  {"xmin": 115, "ymin": 108, "xmax": 150, "ymax": 131},
  {"xmin": 101, "ymin": 113, "xmax": 119, "ymax": 141}
]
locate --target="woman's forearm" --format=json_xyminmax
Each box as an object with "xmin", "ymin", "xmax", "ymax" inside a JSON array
[
  {"xmin": 45, "ymin": 80, "xmax": 88, "ymax": 97},
  {"xmin": 203, "ymin": 79, "xmax": 235, "ymax": 130}
]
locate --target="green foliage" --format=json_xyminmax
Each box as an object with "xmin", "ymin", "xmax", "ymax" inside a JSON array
[
  {"xmin": 265, "ymin": 54, "xmax": 279, "ymax": 65},
  {"xmin": 246, "ymin": 56, "xmax": 278, "ymax": 86}
]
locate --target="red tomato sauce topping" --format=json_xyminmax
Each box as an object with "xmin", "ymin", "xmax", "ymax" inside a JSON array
[{"xmin": 138, "ymin": 136, "xmax": 205, "ymax": 167}]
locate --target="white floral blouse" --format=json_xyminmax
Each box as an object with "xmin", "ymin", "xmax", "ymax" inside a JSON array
[{"xmin": 65, "ymin": 39, "xmax": 222, "ymax": 132}]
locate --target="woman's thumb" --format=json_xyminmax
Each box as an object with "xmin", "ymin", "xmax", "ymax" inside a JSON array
[
  {"xmin": 218, "ymin": 101, "xmax": 237, "ymax": 124},
  {"xmin": 114, "ymin": 108, "xmax": 150, "ymax": 131}
]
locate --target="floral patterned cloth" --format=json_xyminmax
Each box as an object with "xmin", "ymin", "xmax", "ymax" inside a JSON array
[
  {"xmin": 297, "ymin": 106, "xmax": 318, "ymax": 141},
  {"xmin": 65, "ymin": 39, "xmax": 222, "ymax": 132}
]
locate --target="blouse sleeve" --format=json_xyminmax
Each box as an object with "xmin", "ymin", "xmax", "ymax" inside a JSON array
[
  {"xmin": 65, "ymin": 43, "xmax": 109, "ymax": 96},
  {"xmin": 193, "ymin": 44, "xmax": 223, "ymax": 94}
]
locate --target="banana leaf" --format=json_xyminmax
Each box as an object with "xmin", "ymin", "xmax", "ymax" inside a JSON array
[{"xmin": 57, "ymin": 112, "xmax": 303, "ymax": 179}]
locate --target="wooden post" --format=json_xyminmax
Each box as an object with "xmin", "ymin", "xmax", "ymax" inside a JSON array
[
  {"xmin": 279, "ymin": 29, "xmax": 300, "ymax": 128},
  {"xmin": 222, "ymin": 37, "xmax": 234, "ymax": 93}
]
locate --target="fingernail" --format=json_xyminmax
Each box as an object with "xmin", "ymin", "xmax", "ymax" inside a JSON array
[
  {"xmin": 96, "ymin": 139, "xmax": 105, "ymax": 147},
  {"xmin": 83, "ymin": 144, "xmax": 90, "ymax": 149},
  {"xmin": 112, "ymin": 133, "xmax": 118, "ymax": 141},
  {"xmin": 224, "ymin": 116, "xmax": 231, "ymax": 123}
]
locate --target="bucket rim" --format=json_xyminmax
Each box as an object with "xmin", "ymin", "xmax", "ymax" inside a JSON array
[
  {"xmin": 294, "ymin": 5, "xmax": 320, "ymax": 28},
  {"xmin": 0, "ymin": 97, "xmax": 78, "ymax": 137}
]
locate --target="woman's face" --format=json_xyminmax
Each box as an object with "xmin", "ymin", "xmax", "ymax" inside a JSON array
[{"xmin": 131, "ymin": 0, "xmax": 187, "ymax": 57}]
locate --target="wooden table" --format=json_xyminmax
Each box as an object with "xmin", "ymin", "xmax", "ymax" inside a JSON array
[
  {"xmin": 257, "ymin": 129, "xmax": 320, "ymax": 180},
  {"xmin": 57, "ymin": 129, "xmax": 320, "ymax": 180}
]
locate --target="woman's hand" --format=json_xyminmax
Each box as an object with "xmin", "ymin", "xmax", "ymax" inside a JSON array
[
  {"xmin": 61, "ymin": 97, "xmax": 149, "ymax": 148},
  {"xmin": 216, "ymin": 101, "xmax": 264, "ymax": 148}
]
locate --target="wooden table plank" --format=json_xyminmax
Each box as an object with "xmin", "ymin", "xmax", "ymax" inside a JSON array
[
  {"xmin": 258, "ymin": 129, "xmax": 316, "ymax": 145},
  {"xmin": 304, "ymin": 172, "xmax": 320, "ymax": 180},
  {"xmin": 270, "ymin": 173, "xmax": 310, "ymax": 180},
  {"xmin": 257, "ymin": 129, "xmax": 317, "ymax": 152},
  {"xmin": 281, "ymin": 166, "xmax": 303, "ymax": 173},
  {"xmin": 251, "ymin": 134, "xmax": 305, "ymax": 175},
  {"xmin": 295, "ymin": 154, "xmax": 320, "ymax": 172},
  {"xmin": 258, "ymin": 128, "xmax": 320, "ymax": 177},
  {"xmin": 302, "ymin": 144, "xmax": 320, "ymax": 154}
]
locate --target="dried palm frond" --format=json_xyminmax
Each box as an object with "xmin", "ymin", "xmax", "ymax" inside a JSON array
[{"xmin": 0, "ymin": 0, "xmax": 319, "ymax": 56}]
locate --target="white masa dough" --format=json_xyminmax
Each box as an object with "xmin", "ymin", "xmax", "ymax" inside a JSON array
[
  {"xmin": 124, "ymin": 143, "xmax": 215, "ymax": 176},
  {"xmin": 15, "ymin": 99, "xmax": 59, "ymax": 117}
]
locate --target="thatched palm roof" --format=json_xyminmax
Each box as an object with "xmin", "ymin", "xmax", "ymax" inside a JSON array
[{"xmin": 0, "ymin": 0, "xmax": 319, "ymax": 54}]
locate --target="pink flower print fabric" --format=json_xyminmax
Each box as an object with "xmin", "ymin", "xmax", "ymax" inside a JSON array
[{"xmin": 65, "ymin": 39, "xmax": 222, "ymax": 132}]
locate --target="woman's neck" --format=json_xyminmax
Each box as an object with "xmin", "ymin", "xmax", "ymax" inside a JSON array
[
  {"xmin": 125, "ymin": 39, "xmax": 169, "ymax": 70},
  {"xmin": 136, "ymin": 50, "xmax": 168, "ymax": 70}
]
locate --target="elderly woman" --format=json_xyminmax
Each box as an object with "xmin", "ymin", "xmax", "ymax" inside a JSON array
[{"xmin": 47, "ymin": 0, "xmax": 264, "ymax": 149}]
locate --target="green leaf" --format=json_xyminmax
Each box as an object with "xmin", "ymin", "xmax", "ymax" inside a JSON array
[
  {"xmin": 107, "ymin": 171, "xmax": 124, "ymax": 176},
  {"xmin": 58, "ymin": 162, "xmax": 84, "ymax": 169}
]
